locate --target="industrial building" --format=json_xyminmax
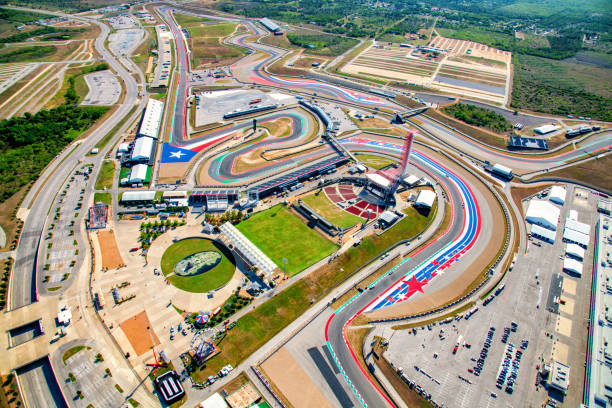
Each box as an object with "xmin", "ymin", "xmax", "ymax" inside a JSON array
[
  {"xmin": 259, "ymin": 18, "xmax": 281, "ymax": 34},
  {"xmin": 549, "ymin": 186, "xmax": 567, "ymax": 205},
  {"xmin": 563, "ymin": 227, "xmax": 590, "ymax": 248},
  {"xmin": 525, "ymin": 200, "xmax": 560, "ymax": 230},
  {"xmin": 534, "ymin": 124, "xmax": 559, "ymax": 135},
  {"xmin": 565, "ymin": 218, "xmax": 590, "ymax": 235},
  {"xmin": 530, "ymin": 224, "xmax": 556, "ymax": 243},
  {"xmin": 549, "ymin": 361, "xmax": 570, "ymax": 394},
  {"xmin": 138, "ymin": 99, "xmax": 164, "ymax": 139}
]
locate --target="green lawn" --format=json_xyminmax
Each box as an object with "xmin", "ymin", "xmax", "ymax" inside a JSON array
[
  {"xmin": 301, "ymin": 192, "xmax": 362, "ymax": 229},
  {"xmin": 189, "ymin": 22, "xmax": 236, "ymax": 38},
  {"xmin": 160, "ymin": 238, "xmax": 236, "ymax": 293},
  {"xmin": 62, "ymin": 345, "xmax": 90, "ymax": 364},
  {"xmin": 94, "ymin": 160, "xmax": 115, "ymax": 190},
  {"xmin": 191, "ymin": 202, "xmax": 437, "ymax": 380},
  {"xmin": 236, "ymin": 205, "xmax": 338, "ymax": 275},
  {"xmin": 93, "ymin": 192, "xmax": 111, "ymax": 206},
  {"xmin": 355, "ymin": 154, "xmax": 397, "ymax": 170}
]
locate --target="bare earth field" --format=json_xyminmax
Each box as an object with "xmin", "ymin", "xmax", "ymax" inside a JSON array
[
  {"xmin": 119, "ymin": 310, "xmax": 160, "ymax": 356},
  {"xmin": 97, "ymin": 229, "xmax": 124, "ymax": 269}
]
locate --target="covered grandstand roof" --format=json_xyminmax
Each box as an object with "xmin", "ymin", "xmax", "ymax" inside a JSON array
[
  {"xmin": 565, "ymin": 243, "xmax": 585, "ymax": 260},
  {"xmin": 530, "ymin": 224, "xmax": 556, "ymax": 242},
  {"xmin": 163, "ymin": 191, "xmax": 188, "ymax": 199},
  {"xmin": 129, "ymin": 163, "xmax": 148, "ymax": 183},
  {"xmin": 526, "ymin": 200, "xmax": 560, "ymax": 231},
  {"xmin": 219, "ymin": 222, "xmax": 277, "ymax": 278},
  {"xmin": 563, "ymin": 258, "xmax": 583, "ymax": 276},
  {"xmin": 549, "ymin": 186, "xmax": 566, "ymax": 205},
  {"xmin": 131, "ymin": 136, "xmax": 154, "ymax": 161},
  {"xmin": 121, "ymin": 191, "xmax": 155, "ymax": 202},
  {"xmin": 563, "ymin": 228, "xmax": 590, "ymax": 247},
  {"xmin": 138, "ymin": 99, "xmax": 164, "ymax": 139},
  {"xmin": 415, "ymin": 189, "xmax": 436, "ymax": 208},
  {"xmin": 366, "ymin": 173, "xmax": 391, "ymax": 189}
]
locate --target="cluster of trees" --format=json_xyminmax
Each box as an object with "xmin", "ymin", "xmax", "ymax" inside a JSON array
[
  {"xmin": 204, "ymin": 210, "xmax": 244, "ymax": 226},
  {"xmin": 443, "ymin": 103, "xmax": 512, "ymax": 133},
  {"xmin": 0, "ymin": 8, "xmax": 47, "ymax": 23},
  {"xmin": 0, "ymin": 26, "xmax": 56, "ymax": 43},
  {"xmin": 0, "ymin": 104, "xmax": 108, "ymax": 203},
  {"xmin": 139, "ymin": 219, "xmax": 187, "ymax": 248},
  {"xmin": 189, "ymin": 293, "xmax": 251, "ymax": 328}
]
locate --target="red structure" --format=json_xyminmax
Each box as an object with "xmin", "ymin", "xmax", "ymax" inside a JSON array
[{"xmin": 376, "ymin": 129, "xmax": 416, "ymax": 190}]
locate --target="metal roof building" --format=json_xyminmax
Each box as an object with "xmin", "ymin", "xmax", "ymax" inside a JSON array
[
  {"xmin": 549, "ymin": 186, "xmax": 567, "ymax": 205},
  {"xmin": 534, "ymin": 124, "xmax": 559, "ymax": 135},
  {"xmin": 565, "ymin": 218, "xmax": 590, "ymax": 235},
  {"xmin": 121, "ymin": 191, "xmax": 156, "ymax": 202},
  {"xmin": 138, "ymin": 99, "xmax": 164, "ymax": 139},
  {"xmin": 526, "ymin": 200, "xmax": 560, "ymax": 231},
  {"xmin": 129, "ymin": 163, "xmax": 148, "ymax": 183},
  {"xmin": 549, "ymin": 361, "xmax": 570, "ymax": 393},
  {"xmin": 259, "ymin": 18, "xmax": 279, "ymax": 32},
  {"xmin": 415, "ymin": 189, "xmax": 436, "ymax": 209},
  {"xmin": 563, "ymin": 228, "xmax": 590, "ymax": 248},
  {"xmin": 131, "ymin": 136, "xmax": 154, "ymax": 161},
  {"xmin": 563, "ymin": 258, "xmax": 583, "ymax": 276},
  {"xmin": 530, "ymin": 224, "xmax": 556, "ymax": 243},
  {"xmin": 565, "ymin": 243, "xmax": 585, "ymax": 260}
]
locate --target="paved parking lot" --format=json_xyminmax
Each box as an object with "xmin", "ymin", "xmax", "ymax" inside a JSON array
[
  {"xmin": 384, "ymin": 183, "xmax": 597, "ymax": 408},
  {"xmin": 107, "ymin": 14, "xmax": 137, "ymax": 30},
  {"xmin": 108, "ymin": 28, "xmax": 144, "ymax": 57},
  {"xmin": 82, "ymin": 70, "xmax": 121, "ymax": 106}
]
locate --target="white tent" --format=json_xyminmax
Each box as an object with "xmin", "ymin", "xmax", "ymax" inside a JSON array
[
  {"xmin": 563, "ymin": 258, "xmax": 583, "ymax": 276},
  {"xmin": 415, "ymin": 190, "xmax": 436, "ymax": 209},
  {"xmin": 129, "ymin": 164, "xmax": 148, "ymax": 183},
  {"xmin": 199, "ymin": 393, "xmax": 228, "ymax": 408},
  {"xmin": 549, "ymin": 186, "xmax": 566, "ymax": 205},
  {"xmin": 530, "ymin": 224, "xmax": 556, "ymax": 243},
  {"xmin": 565, "ymin": 218, "xmax": 590, "ymax": 235},
  {"xmin": 526, "ymin": 200, "xmax": 560, "ymax": 231},
  {"xmin": 131, "ymin": 136, "xmax": 154, "ymax": 161},
  {"xmin": 563, "ymin": 228, "xmax": 589, "ymax": 247},
  {"xmin": 565, "ymin": 243, "xmax": 585, "ymax": 260}
]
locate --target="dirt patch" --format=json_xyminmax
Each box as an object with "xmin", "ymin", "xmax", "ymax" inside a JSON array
[
  {"xmin": 119, "ymin": 310, "xmax": 160, "ymax": 356},
  {"xmin": 510, "ymin": 183, "xmax": 556, "ymax": 218},
  {"xmin": 260, "ymin": 347, "xmax": 333, "ymax": 408},
  {"xmin": 293, "ymin": 56, "xmax": 327, "ymax": 68},
  {"xmin": 365, "ymin": 148, "xmax": 506, "ymax": 320},
  {"xmin": 97, "ymin": 230, "xmax": 124, "ymax": 269}
]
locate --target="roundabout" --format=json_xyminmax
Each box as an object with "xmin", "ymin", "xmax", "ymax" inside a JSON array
[{"xmin": 160, "ymin": 238, "xmax": 236, "ymax": 293}]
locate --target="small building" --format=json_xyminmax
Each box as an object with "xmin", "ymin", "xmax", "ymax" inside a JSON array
[
  {"xmin": 131, "ymin": 136, "xmax": 154, "ymax": 162},
  {"xmin": 129, "ymin": 164, "xmax": 149, "ymax": 184},
  {"xmin": 563, "ymin": 228, "xmax": 590, "ymax": 248},
  {"xmin": 118, "ymin": 142, "xmax": 130, "ymax": 153},
  {"xmin": 530, "ymin": 224, "xmax": 556, "ymax": 243},
  {"xmin": 597, "ymin": 200, "xmax": 611, "ymax": 215},
  {"xmin": 487, "ymin": 163, "xmax": 513, "ymax": 180},
  {"xmin": 525, "ymin": 200, "xmax": 560, "ymax": 231},
  {"xmin": 414, "ymin": 190, "xmax": 436, "ymax": 209},
  {"xmin": 366, "ymin": 173, "xmax": 392, "ymax": 190},
  {"xmin": 549, "ymin": 186, "xmax": 566, "ymax": 205},
  {"xmin": 563, "ymin": 258, "xmax": 583, "ymax": 276},
  {"xmin": 549, "ymin": 361, "xmax": 570, "ymax": 393},
  {"xmin": 199, "ymin": 393, "xmax": 228, "ymax": 408},
  {"xmin": 259, "ymin": 18, "xmax": 280, "ymax": 33},
  {"xmin": 121, "ymin": 190, "xmax": 156, "ymax": 204},
  {"xmin": 565, "ymin": 243, "xmax": 585, "ymax": 260},
  {"xmin": 403, "ymin": 174, "xmax": 421, "ymax": 187},
  {"xmin": 57, "ymin": 306, "xmax": 72, "ymax": 326},
  {"xmin": 379, "ymin": 211, "xmax": 400, "ymax": 228},
  {"xmin": 534, "ymin": 124, "xmax": 559, "ymax": 135}
]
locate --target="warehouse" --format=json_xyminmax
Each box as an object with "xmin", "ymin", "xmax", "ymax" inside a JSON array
[
  {"xmin": 549, "ymin": 186, "xmax": 567, "ymax": 205},
  {"xmin": 137, "ymin": 99, "xmax": 164, "ymax": 139},
  {"xmin": 530, "ymin": 224, "xmax": 556, "ymax": 243},
  {"xmin": 129, "ymin": 163, "xmax": 149, "ymax": 184},
  {"xmin": 130, "ymin": 136, "xmax": 154, "ymax": 162},
  {"xmin": 121, "ymin": 190, "xmax": 156, "ymax": 204},
  {"xmin": 563, "ymin": 228, "xmax": 590, "ymax": 248},
  {"xmin": 563, "ymin": 258, "xmax": 583, "ymax": 276},
  {"xmin": 414, "ymin": 189, "xmax": 436, "ymax": 209},
  {"xmin": 526, "ymin": 200, "xmax": 560, "ymax": 230},
  {"xmin": 565, "ymin": 243, "xmax": 585, "ymax": 260},
  {"xmin": 259, "ymin": 18, "xmax": 280, "ymax": 34},
  {"xmin": 565, "ymin": 218, "xmax": 590, "ymax": 235}
]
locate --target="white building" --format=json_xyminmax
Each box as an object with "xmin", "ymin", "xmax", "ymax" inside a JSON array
[
  {"xmin": 121, "ymin": 190, "xmax": 156, "ymax": 203},
  {"xmin": 199, "ymin": 393, "xmax": 228, "ymax": 408},
  {"xmin": 220, "ymin": 222, "xmax": 277, "ymax": 279},
  {"xmin": 138, "ymin": 99, "xmax": 164, "ymax": 139},
  {"xmin": 530, "ymin": 224, "xmax": 556, "ymax": 243},
  {"xmin": 415, "ymin": 189, "xmax": 436, "ymax": 209},
  {"xmin": 563, "ymin": 258, "xmax": 583, "ymax": 276},
  {"xmin": 565, "ymin": 218, "xmax": 590, "ymax": 235},
  {"xmin": 403, "ymin": 174, "xmax": 421, "ymax": 187},
  {"xmin": 534, "ymin": 124, "xmax": 559, "ymax": 135},
  {"xmin": 565, "ymin": 243, "xmax": 585, "ymax": 260},
  {"xmin": 549, "ymin": 186, "xmax": 567, "ymax": 205},
  {"xmin": 525, "ymin": 200, "xmax": 560, "ymax": 231},
  {"xmin": 129, "ymin": 163, "xmax": 148, "ymax": 184},
  {"xmin": 131, "ymin": 136, "xmax": 154, "ymax": 162},
  {"xmin": 563, "ymin": 228, "xmax": 590, "ymax": 248},
  {"xmin": 118, "ymin": 142, "xmax": 130, "ymax": 152}
]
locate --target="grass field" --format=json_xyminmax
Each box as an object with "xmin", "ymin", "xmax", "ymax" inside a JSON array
[
  {"xmin": 301, "ymin": 192, "xmax": 361, "ymax": 229},
  {"xmin": 355, "ymin": 154, "xmax": 397, "ymax": 170},
  {"xmin": 93, "ymin": 192, "xmax": 111, "ymax": 205},
  {"xmin": 236, "ymin": 205, "xmax": 337, "ymax": 275},
  {"xmin": 160, "ymin": 238, "xmax": 236, "ymax": 293},
  {"xmin": 94, "ymin": 160, "xmax": 114, "ymax": 190},
  {"xmin": 534, "ymin": 155, "xmax": 612, "ymax": 193},
  {"xmin": 192, "ymin": 201, "xmax": 437, "ymax": 380}
]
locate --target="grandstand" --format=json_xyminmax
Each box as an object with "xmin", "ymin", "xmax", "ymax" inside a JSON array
[
  {"xmin": 87, "ymin": 203, "xmax": 109, "ymax": 229},
  {"xmin": 508, "ymin": 135, "xmax": 549, "ymax": 150}
]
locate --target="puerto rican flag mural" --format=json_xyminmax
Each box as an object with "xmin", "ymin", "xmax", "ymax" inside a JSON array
[{"xmin": 161, "ymin": 134, "xmax": 230, "ymax": 163}]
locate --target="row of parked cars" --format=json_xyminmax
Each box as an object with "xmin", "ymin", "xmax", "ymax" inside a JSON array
[{"xmin": 469, "ymin": 327, "xmax": 495, "ymax": 376}]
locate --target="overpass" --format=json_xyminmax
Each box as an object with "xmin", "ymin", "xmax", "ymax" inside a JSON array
[{"xmin": 393, "ymin": 106, "xmax": 428, "ymax": 123}]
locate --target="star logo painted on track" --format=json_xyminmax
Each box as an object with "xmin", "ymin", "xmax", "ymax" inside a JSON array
[
  {"xmin": 432, "ymin": 259, "xmax": 439, "ymax": 266},
  {"xmin": 404, "ymin": 276, "xmax": 427, "ymax": 295},
  {"xmin": 170, "ymin": 150, "xmax": 185, "ymax": 159}
]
